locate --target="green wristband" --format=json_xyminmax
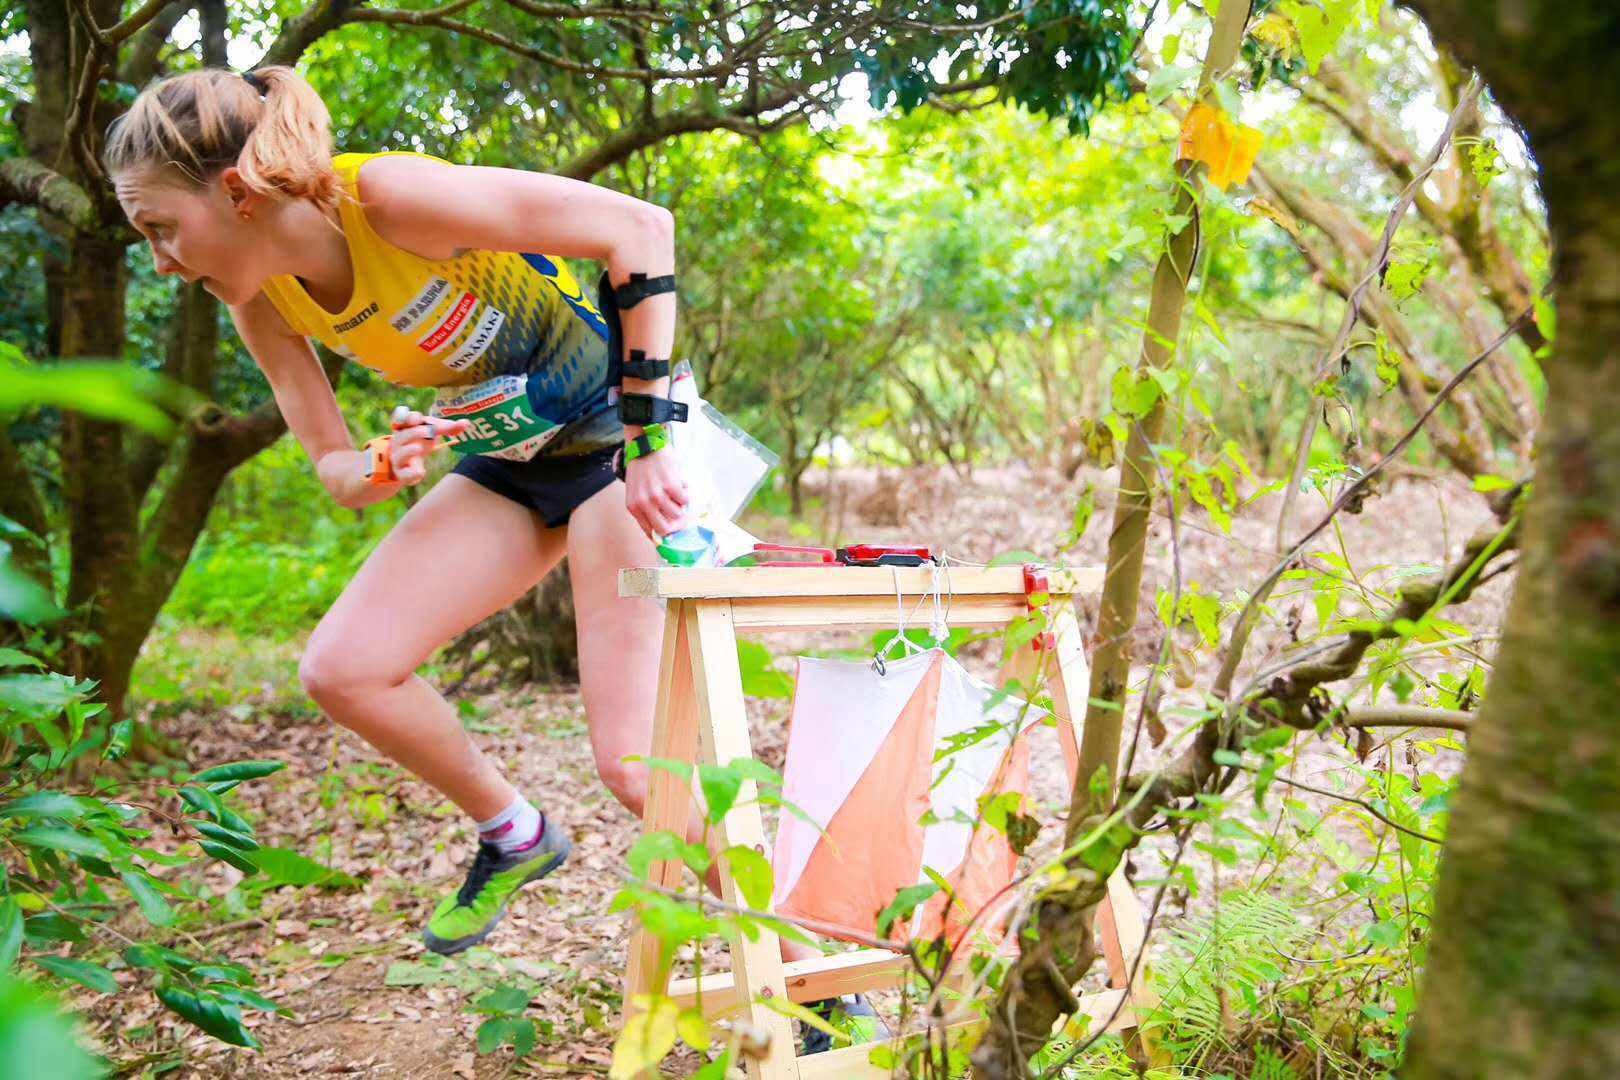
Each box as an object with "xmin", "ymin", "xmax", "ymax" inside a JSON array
[{"xmin": 623, "ymin": 422, "xmax": 671, "ymax": 465}]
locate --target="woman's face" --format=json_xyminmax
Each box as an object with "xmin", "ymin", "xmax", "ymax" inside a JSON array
[{"xmin": 114, "ymin": 167, "xmax": 262, "ymax": 307}]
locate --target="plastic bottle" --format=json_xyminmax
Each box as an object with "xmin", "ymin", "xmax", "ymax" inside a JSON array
[{"xmin": 656, "ymin": 524, "xmax": 718, "ymax": 567}]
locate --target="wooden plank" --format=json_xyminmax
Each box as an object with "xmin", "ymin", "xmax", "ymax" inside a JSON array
[
  {"xmin": 730, "ymin": 594, "xmax": 1030, "ymax": 631},
  {"xmin": 624, "ymin": 606, "xmax": 699, "ymax": 1012},
  {"xmin": 686, "ymin": 601, "xmax": 799, "ymax": 1080},
  {"xmin": 669, "ymin": 949, "xmax": 908, "ymax": 1016},
  {"xmin": 793, "ymin": 989, "xmax": 1134, "ymax": 1079},
  {"xmin": 620, "ymin": 564, "xmax": 1103, "ymax": 601}
]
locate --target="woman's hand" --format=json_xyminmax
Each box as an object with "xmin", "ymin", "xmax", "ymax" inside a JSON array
[
  {"xmin": 624, "ymin": 447, "xmax": 690, "ymax": 539},
  {"xmin": 388, "ymin": 409, "xmax": 470, "ymax": 486}
]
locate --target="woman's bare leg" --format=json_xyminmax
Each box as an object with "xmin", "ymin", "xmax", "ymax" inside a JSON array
[
  {"xmin": 567, "ymin": 483, "xmax": 820, "ymax": 963},
  {"xmin": 299, "ymin": 474, "xmax": 565, "ymax": 820}
]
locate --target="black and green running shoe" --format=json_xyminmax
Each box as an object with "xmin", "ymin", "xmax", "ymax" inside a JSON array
[
  {"xmin": 422, "ymin": 828, "xmax": 572, "ymax": 955},
  {"xmin": 800, "ymin": 993, "xmax": 890, "ymax": 1054}
]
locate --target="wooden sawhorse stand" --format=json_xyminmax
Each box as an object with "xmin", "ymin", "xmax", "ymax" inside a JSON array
[{"xmin": 620, "ymin": 565, "xmax": 1155, "ymax": 1078}]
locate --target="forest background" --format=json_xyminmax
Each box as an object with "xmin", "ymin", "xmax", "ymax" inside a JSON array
[{"xmin": 1, "ymin": 0, "xmax": 1603, "ymax": 1077}]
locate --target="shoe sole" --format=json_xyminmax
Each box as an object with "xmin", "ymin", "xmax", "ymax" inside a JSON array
[{"xmin": 422, "ymin": 840, "xmax": 571, "ymax": 956}]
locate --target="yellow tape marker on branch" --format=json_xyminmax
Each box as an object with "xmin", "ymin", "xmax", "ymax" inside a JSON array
[{"xmin": 1178, "ymin": 102, "xmax": 1264, "ymax": 190}]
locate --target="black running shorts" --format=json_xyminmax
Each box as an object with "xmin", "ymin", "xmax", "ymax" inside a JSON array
[{"xmin": 451, "ymin": 445, "xmax": 620, "ymax": 529}]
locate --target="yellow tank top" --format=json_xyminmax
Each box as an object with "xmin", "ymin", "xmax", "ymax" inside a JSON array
[{"xmin": 259, "ymin": 150, "xmax": 619, "ymax": 455}]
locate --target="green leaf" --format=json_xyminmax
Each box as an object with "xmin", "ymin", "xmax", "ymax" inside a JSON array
[
  {"xmin": 612, "ymin": 994, "xmax": 678, "ymax": 1078},
  {"xmin": 471, "ymin": 985, "xmax": 533, "ymax": 1015},
  {"xmin": 1383, "ymin": 257, "xmax": 1431, "ymax": 302},
  {"xmin": 177, "ymin": 785, "xmax": 226, "ymax": 820},
  {"xmin": 0, "ymin": 360, "xmax": 198, "ymax": 437},
  {"xmin": 0, "ymin": 899, "xmax": 21, "ymax": 971},
  {"xmin": 0, "ymin": 977, "xmax": 100, "ymax": 1080},
  {"xmin": 626, "ymin": 832, "xmax": 709, "ymax": 881},
  {"xmin": 121, "ymin": 870, "xmax": 176, "ymax": 927},
  {"xmin": 876, "ymin": 883, "xmax": 939, "ymax": 939},
  {"xmin": 721, "ymin": 846, "xmax": 774, "ymax": 910},
  {"xmin": 194, "ymin": 821, "xmax": 260, "ymax": 851},
  {"xmin": 125, "ymin": 944, "xmax": 193, "ymax": 972},
  {"xmin": 1, "ymin": 792, "xmax": 87, "ymax": 821},
  {"xmin": 31, "ymin": 955, "xmax": 118, "ymax": 994},
  {"xmin": 1533, "ymin": 295, "xmax": 1556, "ymax": 345},
  {"xmin": 157, "ymin": 984, "xmax": 261, "ymax": 1048},
  {"xmin": 476, "ymin": 1016, "xmax": 535, "ymax": 1055},
  {"xmin": 676, "ymin": 1006, "xmax": 711, "ymax": 1051},
  {"xmin": 987, "ymin": 550, "xmax": 1042, "ymax": 568},
  {"xmin": 722, "ymin": 758, "xmax": 783, "ymax": 789},
  {"xmin": 0, "ymin": 648, "xmax": 44, "ymax": 670},
  {"xmin": 191, "ymin": 760, "xmax": 285, "ymax": 784},
  {"xmin": 0, "ymin": 561, "xmax": 64, "ymax": 625},
  {"xmin": 22, "ymin": 915, "xmax": 86, "ymax": 944},
  {"xmin": 208, "ymin": 985, "xmax": 287, "ymax": 1016},
  {"xmin": 15, "ymin": 826, "xmax": 108, "ymax": 859},
  {"xmin": 626, "ymin": 756, "xmax": 693, "ymax": 784},
  {"xmin": 0, "ymin": 674, "xmax": 92, "ymax": 723},
  {"xmin": 1145, "ymin": 63, "xmax": 1199, "ymax": 104},
  {"xmin": 103, "ymin": 719, "xmax": 133, "ymax": 762},
  {"xmin": 736, "ymin": 641, "xmax": 793, "ymax": 699},
  {"xmin": 698, "ymin": 764, "xmax": 743, "ymax": 825},
  {"xmin": 198, "ymin": 841, "xmax": 259, "ymax": 875},
  {"xmin": 247, "ymin": 847, "xmax": 360, "ymax": 889},
  {"xmin": 1471, "ymin": 473, "xmax": 1515, "ymax": 493}
]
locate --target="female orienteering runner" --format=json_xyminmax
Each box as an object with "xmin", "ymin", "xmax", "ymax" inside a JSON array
[{"xmin": 102, "ymin": 66, "xmax": 882, "ymax": 1052}]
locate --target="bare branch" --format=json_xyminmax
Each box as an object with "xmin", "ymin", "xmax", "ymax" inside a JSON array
[
  {"xmin": 256, "ymin": 0, "xmax": 363, "ymax": 69},
  {"xmin": 0, "ymin": 157, "xmax": 101, "ymax": 231},
  {"xmin": 1340, "ymin": 705, "xmax": 1473, "ymax": 731},
  {"xmin": 119, "ymin": 1, "xmax": 195, "ymax": 86}
]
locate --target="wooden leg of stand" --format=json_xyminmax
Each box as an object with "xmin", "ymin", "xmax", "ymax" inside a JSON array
[
  {"xmin": 624, "ymin": 604, "xmax": 699, "ymax": 1017},
  {"xmin": 688, "ymin": 601, "xmax": 798, "ymax": 1080}
]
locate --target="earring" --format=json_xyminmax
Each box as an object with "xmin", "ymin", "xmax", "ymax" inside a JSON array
[{"xmin": 238, "ymin": 210, "xmax": 252, "ymax": 221}]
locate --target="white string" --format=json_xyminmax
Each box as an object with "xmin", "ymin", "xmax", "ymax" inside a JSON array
[{"xmin": 873, "ymin": 560, "xmax": 949, "ymax": 674}]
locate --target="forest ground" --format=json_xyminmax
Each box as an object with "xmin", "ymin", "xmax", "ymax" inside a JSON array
[{"xmin": 85, "ymin": 462, "xmax": 1510, "ymax": 1077}]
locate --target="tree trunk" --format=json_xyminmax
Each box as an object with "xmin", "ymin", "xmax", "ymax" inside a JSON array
[{"xmin": 1398, "ymin": 0, "xmax": 1620, "ymax": 1074}]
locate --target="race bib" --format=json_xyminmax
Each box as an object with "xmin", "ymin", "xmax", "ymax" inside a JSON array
[{"xmin": 432, "ymin": 375, "xmax": 558, "ymax": 462}]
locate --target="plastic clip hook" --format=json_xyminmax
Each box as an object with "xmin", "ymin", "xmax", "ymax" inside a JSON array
[{"xmin": 1023, "ymin": 564, "xmax": 1056, "ymax": 653}]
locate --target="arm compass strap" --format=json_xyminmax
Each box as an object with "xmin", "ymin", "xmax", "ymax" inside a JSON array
[
  {"xmin": 621, "ymin": 349, "xmax": 670, "ymax": 381},
  {"xmin": 613, "ymin": 272, "xmax": 677, "ymax": 309},
  {"xmin": 617, "ymin": 394, "xmax": 688, "ymax": 427}
]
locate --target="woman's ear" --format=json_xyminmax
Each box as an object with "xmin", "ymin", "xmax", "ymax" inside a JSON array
[{"xmin": 217, "ymin": 167, "xmax": 260, "ymax": 220}]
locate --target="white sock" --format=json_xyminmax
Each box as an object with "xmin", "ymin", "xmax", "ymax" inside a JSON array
[{"xmin": 475, "ymin": 795, "xmax": 544, "ymax": 855}]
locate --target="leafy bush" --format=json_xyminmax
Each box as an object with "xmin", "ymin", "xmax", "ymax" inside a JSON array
[{"xmin": 0, "ymin": 647, "xmax": 296, "ymax": 1051}]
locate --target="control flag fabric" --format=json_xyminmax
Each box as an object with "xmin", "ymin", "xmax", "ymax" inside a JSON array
[{"xmin": 771, "ymin": 648, "xmax": 1044, "ymax": 947}]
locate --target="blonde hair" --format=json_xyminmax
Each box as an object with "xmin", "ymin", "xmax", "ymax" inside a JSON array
[{"xmin": 104, "ymin": 66, "xmax": 345, "ymax": 212}]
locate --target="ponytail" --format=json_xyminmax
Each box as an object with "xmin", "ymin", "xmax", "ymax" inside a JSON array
[{"xmin": 104, "ymin": 66, "xmax": 343, "ymax": 213}]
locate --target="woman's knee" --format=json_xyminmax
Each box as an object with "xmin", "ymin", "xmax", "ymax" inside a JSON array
[
  {"xmin": 596, "ymin": 751, "xmax": 650, "ymax": 816},
  {"xmin": 298, "ymin": 635, "xmax": 399, "ymax": 716}
]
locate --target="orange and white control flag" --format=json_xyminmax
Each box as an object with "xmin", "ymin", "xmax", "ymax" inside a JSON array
[{"xmin": 771, "ymin": 649, "xmax": 1043, "ymax": 949}]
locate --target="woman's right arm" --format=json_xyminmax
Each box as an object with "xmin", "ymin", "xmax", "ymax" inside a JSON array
[{"xmin": 228, "ymin": 292, "xmax": 403, "ymax": 509}]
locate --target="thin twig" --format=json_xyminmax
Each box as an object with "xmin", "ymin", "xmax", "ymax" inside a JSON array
[{"xmin": 1264, "ymin": 773, "xmax": 1440, "ymax": 844}]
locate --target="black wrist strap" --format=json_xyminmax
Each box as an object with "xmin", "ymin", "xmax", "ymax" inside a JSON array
[
  {"xmin": 617, "ymin": 394, "xmax": 688, "ymax": 426},
  {"xmin": 621, "ymin": 350, "xmax": 670, "ymax": 381},
  {"xmin": 613, "ymin": 273, "xmax": 677, "ymax": 309}
]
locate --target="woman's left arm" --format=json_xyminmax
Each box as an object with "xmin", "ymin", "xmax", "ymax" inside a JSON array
[{"xmin": 361, "ymin": 157, "xmax": 687, "ymax": 538}]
